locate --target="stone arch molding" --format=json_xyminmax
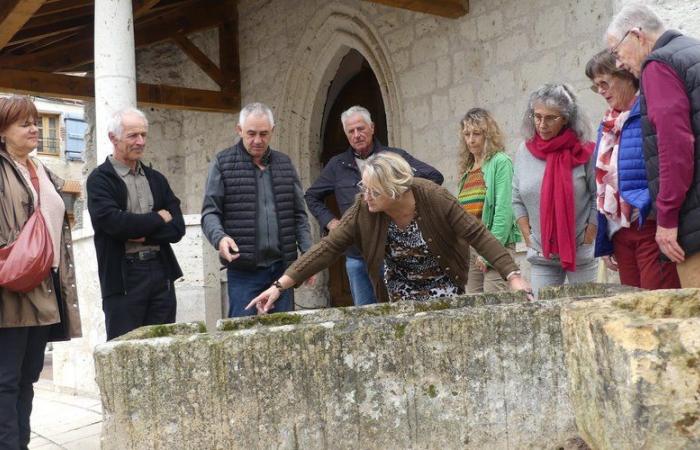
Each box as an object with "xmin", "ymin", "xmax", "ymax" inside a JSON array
[{"xmin": 276, "ymin": 3, "xmax": 403, "ymax": 185}]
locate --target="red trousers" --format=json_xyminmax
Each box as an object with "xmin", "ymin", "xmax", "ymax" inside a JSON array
[{"xmin": 612, "ymin": 219, "xmax": 681, "ymax": 290}]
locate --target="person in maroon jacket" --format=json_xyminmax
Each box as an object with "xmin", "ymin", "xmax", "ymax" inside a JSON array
[{"xmin": 606, "ymin": 4, "xmax": 700, "ymax": 288}]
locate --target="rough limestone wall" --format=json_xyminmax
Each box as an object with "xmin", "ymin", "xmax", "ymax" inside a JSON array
[
  {"xmin": 96, "ymin": 290, "xmax": 582, "ymax": 450},
  {"xmin": 237, "ymin": 0, "xmax": 613, "ymax": 188},
  {"xmin": 562, "ymin": 289, "xmax": 700, "ymax": 449}
]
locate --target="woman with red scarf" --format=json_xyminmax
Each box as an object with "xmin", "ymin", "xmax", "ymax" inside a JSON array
[
  {"xmin": 512, "ymin": 83, "xmax": 598, "ymax": 296},
  {"xmin": 585, "ymin": 51, "xmax": 680, "ymax": 289}
]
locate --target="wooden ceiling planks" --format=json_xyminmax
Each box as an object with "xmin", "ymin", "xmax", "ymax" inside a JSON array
[
  {"xmin": 0, "ymin": 0, "xmax": 47, "ymax": 48},
  {"xmin": 0, "ymin": 0, "xmax": 241, "ymax": 113},
  {"xmin": 362, "ymin": 0, "xmax": 468, "ymax": 18}
]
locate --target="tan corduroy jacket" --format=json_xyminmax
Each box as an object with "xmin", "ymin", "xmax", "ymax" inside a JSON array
[
  {"xmin": 0, "ymin": 151, "xmax": 82, "ymax": 339},
  {"xmin": 286, "ymin": 178, "xmax": 520, "ymax": 303}
]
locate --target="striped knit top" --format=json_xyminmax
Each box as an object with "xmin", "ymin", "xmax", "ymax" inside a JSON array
[{"xmin": 457, "ymin": 167, "xmax": 486, "ymax": 220}]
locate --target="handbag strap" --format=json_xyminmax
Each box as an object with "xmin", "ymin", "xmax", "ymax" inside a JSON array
[{"xmin": 25, "ymin": 159, "xmax": 41, "ymax": 207}]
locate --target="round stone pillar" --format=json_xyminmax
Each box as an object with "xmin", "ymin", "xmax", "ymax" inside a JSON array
[{"xmin": 94, "ymin": 0, "xmax": 137, "ymax": 163}]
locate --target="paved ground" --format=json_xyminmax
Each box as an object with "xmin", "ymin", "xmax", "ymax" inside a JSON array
[{"xmin": 28, "ymin": 355, "xmax": 103, "ymax": 450}]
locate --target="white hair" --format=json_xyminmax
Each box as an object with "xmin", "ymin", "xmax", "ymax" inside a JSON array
[
  {"xmin": 607, "ymin": 3, "xmax": 665, "ymax": 39},
  {"xmin": 107, "ymin": 107, "xmax": 148, "ymax": 138},
  {"xmin": 341, "ymin": 105, "xmax": 373, "ymax": 131},
  {"xmin": 238, "ymin": 102, "xmax": 275, "ymax": 128}
]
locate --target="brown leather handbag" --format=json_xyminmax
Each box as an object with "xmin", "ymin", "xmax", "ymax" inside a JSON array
[{"xmin": 0, "ymin": 160, "xmax": 54, "ymax": 293}]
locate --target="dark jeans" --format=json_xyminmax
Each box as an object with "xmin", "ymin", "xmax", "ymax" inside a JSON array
[
  {"xmin": 0, "ymin": 325, "xmax": 50, "ymax": 450},
  {"xmin": 226, "ymin": 261, "xmax": 293, "ymax": 317},
  {"xmin": 102, "ymin": 258, "xmax": 177, "ymax": 340}
]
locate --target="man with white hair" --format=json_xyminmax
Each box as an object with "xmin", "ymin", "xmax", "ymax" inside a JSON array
[
  {"xmin": 87, "ymin": 107, "xmax": 185, "ymax": 339},
  {"xmin": 305, "ymin": 105, "xmax": 443, "ymax": 306},
  {"xmin": 201, "ymin": 102, "xmax": 313, "ymax": 317},
  {"xmin": 606, "ymin": 3, "xmax": 700, "ymax": 287}
]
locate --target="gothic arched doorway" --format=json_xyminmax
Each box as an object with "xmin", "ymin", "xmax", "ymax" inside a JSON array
[{"xmin": 319, "ymin": 49, "xmax": 387, "ymax": 307}]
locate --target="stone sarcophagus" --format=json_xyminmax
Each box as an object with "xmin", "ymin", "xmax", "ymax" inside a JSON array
[{"xmin": 94, "ymin": 284, "xmax": 636, "ymax": 449}]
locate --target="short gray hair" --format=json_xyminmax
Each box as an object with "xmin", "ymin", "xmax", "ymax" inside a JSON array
[
  {"xmin": 238, "ymin": 102, "xmax": 275, "ymax": 128},
  {"xmin": 341, "ymin": 105, "xmax": 373, "ymax": 131},
  {"xmin": 107, "ymin": 107, "xmax": 148, "ymax": 138},
  {"xmin": 362, "ymin": 152, "xmax": 414, "ymax": 200},
  {"xmin": 607, "ymin": 3, "xmax": 665, "ymax": 39},
  {"xmin": 521, "ymin": 83, "xmax": 592, "ymax": 141}
]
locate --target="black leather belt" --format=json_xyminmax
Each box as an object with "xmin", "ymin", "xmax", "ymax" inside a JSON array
[{"xmin": 125, "ymin": 250, "xmax": 160, "ymax": 262}]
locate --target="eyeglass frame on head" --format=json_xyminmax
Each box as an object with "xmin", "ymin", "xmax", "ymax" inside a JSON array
[
  {"xmin": 609, "ymin": 28, "xmax": 638, "ymax": 59},
  {"xmin": 356, "ymin": 181, "xmax": 383, "ymax": 199},
  {"xmin": 530, "ymin": 113, "xmax": 563, "ymax": 125}
]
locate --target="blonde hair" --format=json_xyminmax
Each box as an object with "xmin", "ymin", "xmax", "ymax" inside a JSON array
[
  {"xmin": 362, "ymin": 152, "xmax": 414, "ymax": 199},
  {"xmin": 458, "ymin": 108, "xmax": 505, "ymax": 174}
]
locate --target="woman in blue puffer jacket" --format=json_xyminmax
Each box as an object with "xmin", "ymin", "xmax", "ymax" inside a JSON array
[{"xmin": 586, "ymin": 50, "xmax": 679, "ymax": 289}]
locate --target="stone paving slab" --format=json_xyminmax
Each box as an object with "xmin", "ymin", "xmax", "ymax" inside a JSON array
[{"xmin": 29, "ymin": 380, "xmax": 102, "ymax": 450}]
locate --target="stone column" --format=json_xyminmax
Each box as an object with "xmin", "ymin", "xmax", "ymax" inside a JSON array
[{"xmin": 94, "ymin": 0, "xmax": 137, "ymax": 163}]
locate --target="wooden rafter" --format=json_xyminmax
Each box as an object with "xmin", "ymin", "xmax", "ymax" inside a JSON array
[
  {"xmin": 34, "ymin": 0, "xmax": 90, "ymax": 16},
  {"xmin": 0, "ymin": 0, "xmax": 47, "ymax": 48},
  {"xmin": 10, "ymin": 14, "xmax": 90, "ymax": 46},
  {"xmin": 362, "ymin": 0, "xmax": 468, "ymax": 18},
  {"xmin": 0, "ymin": 0, "xmax": 236, "ymax": 71},
  {"xmin": 133, "ymin": 0, "xmax": 161, "ymax": 18},
  {"xmin": 218, "ymin": 18, "xmax": 240, "ymax": 94},
  {"xmin": 173, "ymin": 36, "xmax": 224, "ymax": 87},
  {"xmin": 0, "ymin": 69, "xmax": 239, "ymax": 112}
]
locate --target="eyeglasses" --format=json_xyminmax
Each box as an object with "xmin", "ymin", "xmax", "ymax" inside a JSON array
[
  {"xmin": 590, "ymin": 79, "xmax": 611, "ymax": 93},
  {"xmin": 609, "ymin": 28, "xmax": 634, "ymax": 59},
  {"xmin": 531, "ymin": 114, "xmax": 562, "ymax": 125},
  {"xmin": 357, "ymin": 181, "xmax": 383, "ymax": 199}
]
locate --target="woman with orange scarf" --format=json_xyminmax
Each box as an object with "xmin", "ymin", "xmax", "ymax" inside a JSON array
[{"xmin": 512, "ymin": 83, "xmax": 598, "ymax": 296}]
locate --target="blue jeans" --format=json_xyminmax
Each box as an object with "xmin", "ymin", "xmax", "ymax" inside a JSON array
[
  {"xmin": 226, "ymin": 261, "xmax": 293, "ymax": 317},
  {"xmin": 345, "ymin": 256, "xmax": 379, "ymax": 306},
  {"xmin": 526, "ymin": 244, "xmax": 598, "ymax": 298}
]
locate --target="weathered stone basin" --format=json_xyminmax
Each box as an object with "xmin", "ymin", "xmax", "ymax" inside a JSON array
[
  {"xmin": 94, "ymin": 284, "xmax": 634, "ymax": 449},
  {"xmin": 561, "ymin": 288, "xmax": 700, "ymax": 450}
]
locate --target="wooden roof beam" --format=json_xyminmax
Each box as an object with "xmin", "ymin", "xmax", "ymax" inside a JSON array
[
  {"xmin": 0, "ymin": 69, "xmax": 240, "ymax": 113},
  {"xmin": 362, "ymin": 0, "xmax": 468, "ymax": 18},
  {"xmin": 0, "ymin": 0, "xmax": 236, "ymax": 71},
  {"xmin": 133, "ymin": 0, "xmax": 161, "ymax": 18},
  {"xmin": 0, "ymin": 0, "xmax": 48, "ymax": 48},
  {"xmin": 173, "ymin": 35, "xmax": 225, "ymax": 87}
]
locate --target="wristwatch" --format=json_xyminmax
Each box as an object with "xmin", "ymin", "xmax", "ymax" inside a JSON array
[{"xmin": 272, "ymin": 280, "xmax": 286, "ymax": 292}]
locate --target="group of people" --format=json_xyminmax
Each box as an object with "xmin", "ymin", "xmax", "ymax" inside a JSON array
[{"xmin": 1, "ymin": 3, "xmax": 699, "ymax": 449}]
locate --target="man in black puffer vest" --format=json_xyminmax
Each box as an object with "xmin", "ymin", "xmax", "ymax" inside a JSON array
[
  {"xmin": 607, "ymin": 4, "xmax": 700, "ymax": 288},
  {"xmin": 202, "ymin": 103, "xmax": 313, "ymax": 317}
]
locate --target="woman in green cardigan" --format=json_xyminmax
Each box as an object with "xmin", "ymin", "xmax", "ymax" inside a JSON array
[{"xmin": 457, "ymin": 108, "xmax": 521, "ymax": 293}]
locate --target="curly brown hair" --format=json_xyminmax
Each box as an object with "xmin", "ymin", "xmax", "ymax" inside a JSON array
[{"xmin": 458, "ymin": 108, "xmax": 505, "ymax": 174}]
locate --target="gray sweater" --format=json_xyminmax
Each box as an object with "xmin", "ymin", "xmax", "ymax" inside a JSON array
[{"xmin": 512, "ymin": 141, "xmax": 597, "ymax": 252}]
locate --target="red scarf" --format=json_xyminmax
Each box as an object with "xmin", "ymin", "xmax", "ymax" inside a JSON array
[{"xmin": 526, "ymin": 128, "xmax": 594, "ymax": 271}]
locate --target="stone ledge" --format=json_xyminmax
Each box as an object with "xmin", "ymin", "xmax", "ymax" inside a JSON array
[
  {"xmin": 561, "ymin": 288, "xmax": 700, "ymax": 450},
  {"xmin": 94, "ymin": 284, "xmax": 634, "ymax": 449}
]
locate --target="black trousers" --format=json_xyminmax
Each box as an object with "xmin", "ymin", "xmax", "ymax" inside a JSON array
[
  {"xmin": 0, "ymin": 325, "xmax": 50, "ymax": 450},
  {"xmin": 102, "ymin": 258, "xmax": 177, "ymax": 340}
]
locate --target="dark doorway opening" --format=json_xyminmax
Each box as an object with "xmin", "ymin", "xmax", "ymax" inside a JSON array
[{"xmin": 319, "ymin": 49, "xmax": 387, "ymax": 307}]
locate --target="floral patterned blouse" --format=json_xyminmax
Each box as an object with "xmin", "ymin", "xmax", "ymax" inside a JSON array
[{"xmin": 384, "ymin": 219, "xmax": 462, "ymax": 302}]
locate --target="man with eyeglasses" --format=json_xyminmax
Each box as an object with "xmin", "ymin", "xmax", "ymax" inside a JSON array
[
  {"xmin": 606, "ymin": 4, "xmax": 700, "ymax": 288},
  {"xmin": 305, "ymin": 105, "xmax": 443, "ymax": 306}
]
